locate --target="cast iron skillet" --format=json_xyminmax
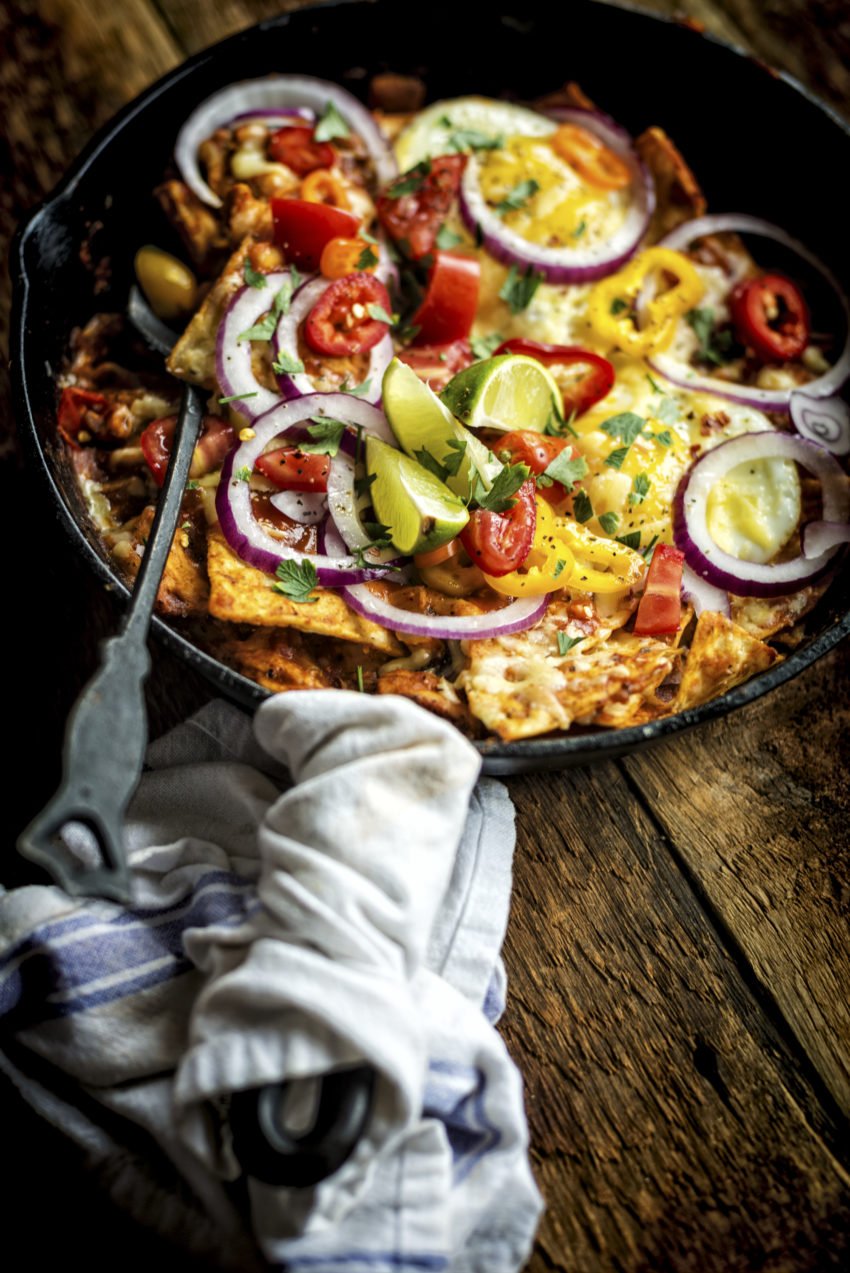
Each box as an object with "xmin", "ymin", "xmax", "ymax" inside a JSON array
[{"xmin": 11, "ymin": 0, "xmax": 850, "ymax": 775}]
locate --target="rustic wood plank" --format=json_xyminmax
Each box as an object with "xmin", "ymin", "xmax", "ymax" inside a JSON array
[
  {"xmin": 502, "ymin": 755, "xmax": 850, "ymax": 1272},
  {"xmin": 150, "ymin": 0, "xmax": 308, "ymax": 56},
  {"xmin": 621, "ymin": 640, "xmax": 850, "ymax": 1119}
]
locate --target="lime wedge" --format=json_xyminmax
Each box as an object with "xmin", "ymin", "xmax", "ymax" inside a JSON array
[
  {"xmin": 382, "ymin": 358, "xmax": 501, "ymax": 499},
  {"xmin": 440, "ymin": 354, "xmax": 562, "ymax": 434},
  {"xmin": 366, "ymin": 435, "xmax": 469, "ymax": 556}
]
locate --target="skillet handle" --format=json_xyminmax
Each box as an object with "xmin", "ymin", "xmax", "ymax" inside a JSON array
[{"xmin": 230, "ymin": 1067, "xmax": 376, "ymax": 1188}]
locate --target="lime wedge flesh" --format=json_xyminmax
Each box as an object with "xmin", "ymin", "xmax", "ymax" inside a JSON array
[
  {"xmin": 366, "ymin": 435, "xmax": 469, "ymax": 556},
  {"xmin": 382, "ymin": 358, "xmax": 501, "ymax": 499},
  {"xmin": 440, "ymin": 354, "xmax": 562, "ymax": 434}
]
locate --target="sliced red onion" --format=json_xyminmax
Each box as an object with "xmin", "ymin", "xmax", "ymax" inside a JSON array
[
  {"xmin": 326, "ymin": 451, "xmax": 375, "ymax": 550},
  {"xmin": 650, "ymin": 213, "xmax": 850, "ymax": 412},
  {"xmin": 215, "ymin": 394, "xmax": 399, "ymax": 583},
  {"xmin": 272, "ymin": 275, "xmax": 392, "ymax": 405},
  {"xmin": 270, "ymin": 489, "xmax": 328, "ymax": 525},
  {"xmin": 216, "ymin": 270, "xmax": 299, "ymax": 420},
  {"xmin": 230, "ymin": 108, "xmax": 315, "ymax": 126},
  {"xmin": 458, "ymin": 108, "xmax": 654, "ymax": 284},
  {"xmin": 681, "ymin": 563, "xmax": 730, "ymax": 617},
  {"xmin": 175, "ymin": 77, "xmax": 397, "ymax": 209},
  {"xmin": 790, "ymin": 389, "xmax": 850, "ymax": 456},
  {"xmin": 673, "ymin": 431, "xmax": 850, "ymax": 596},
  {"xmin": 801, "ymin": 520, "xmax": 850, "ymax": 559}
]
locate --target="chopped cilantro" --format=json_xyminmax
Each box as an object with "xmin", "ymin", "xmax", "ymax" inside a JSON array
[
  {"xmin": 415, "ymin": 447, "xmax": 450, "ymax": 483},
  {"xmin": 553, "ymin": 558, "xmax": 567, "ymax": 579},
  {"xmin": 654, "ymin": 430, "xmax": 673, "ymax": 447},
  {"xmin": 273, "ymin": 558, "xmax": 319, "ymax": 603},
  {"xmin": 645, "ymin": 371, "xmax": 664, "ymax": 394},
  {"xmin": 343, "ymin": 377, "xmax": 373, "ymax": 398},
  {"xmin": 605, "ymin": 446, "xmax": 630, "ymax": 470},
  {"xmin": 499, "ymin": 264, "xmax": 544, "ymax": 314},
  {"xmin": 598, "ymin": 511, "xmax": 620, "ymax": 535},
  {"xmin": 572, "ymin": 489, "xmax": 594, "ymax": 524},
  {"xmin": 442, "ymin": 436, "xmax": 468, "ymax": 477},
  {"xmin": 557, "ymin": 632, "xmax": 583, "ymax": 655},
  {"xmin": 386, "ymin": 160, "xmax": 432, "ymax": 199},
  {"xmin": 572, "ymin": 219, "xmax": 587, "ymax": 239},
  {"xmin": 543, "ymin": 450, "xmax": 588, "ymax": 491},
  {"xmin": 686, "ymin": 306, "xmax": 735, "ymax": 366},
  {"xmin": 393, "ymin": 321, "xmax": 421, "ymax": 345},
  {"xmin": 272, "ymin": 350, "xmax": 305, "ymax": 375},
  {"xmin": 447, "ymin": 127, "xmax": 504, "ymax": 153},
  {"xmin": 218, "ymin": 391, "xmax": 258, "ymax": 404},
  {"xmin": 300, "ymin": 418, "xmax": 347, "ymax": 457},
  {"xmin": 314, "ymin": 100, "xmax": 350, "ymax": 142},
  {"xmin": 535, "ymin": 472, "xmax": 554, "ymax": 488},
  {"xmin": 610, "ymin": 297, "xmax": 628, "ymax": 316},
  {"xmin": 186, "ymin": 479, "xmax": 200, "ymax": 491},
  {"xmin": 356, "ymin": 665, "xmax": 365, "ymax": 692},
  {"xmin": 436, "ymin": 224, "xmax": 463, "ymax": 249},
  {"xmin": 354, "ymin": 470, "xmax": 376, "ymax": 498},
  {"xmin": 243, "ymin": 259, "xmax": 267, "ymax": 289},
  {"xmin": 495, "ymin": 178, "xmax": 539, "ymax": 215},
  {"xmin": 545, "ymin": 407, "xmax": 578, "ymax": 438},
  {"xmin": 472, "ymin": 462, "xmax": 530, "ymax": 512},
  {"xmin": 180, "ymin": 520, "xmax": 191, "ymax": 532},
  {"xmin": 238, "ymin": 276, "xmax": 298, "ymax": 341},
  {"xmin": 629, "ymin": 473, "xmax": 651, "ymax": 505},
  {"xmin": 362, "ymin": 520, "xmax": 392, "ymax": 545},
  {"xmin": 641, "ymin": 533, "xmax": 660, "ymax": 560},
  {"xmin": 654, "ymin": 397, "xmax": 680, "ymax": 424},
  {"xmin": 470, "ymin": 331, "xmax": 503, "ymax": 360},
  {"xmin": 616, "ymin": 531, "xmax": 642, "ymax": 551},
  {"xmin": 356, "ymin": 244, "xmax": 379, "ymax": 270},
  {"xmin": 601, "ymin": 412, "xmax": 645, "ymax": 445},
  {"xmin": 234, "ymin": 466, "xmax": 253, "ymax": 482},
  {"xmin": 367, "ymin": 302, "xmax": 394, "ymax": 325}
]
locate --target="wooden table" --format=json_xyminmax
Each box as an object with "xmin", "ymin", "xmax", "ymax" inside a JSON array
[{"xmin": 2, "ymin": 1, "xmax": 848, "ymax": 1268}]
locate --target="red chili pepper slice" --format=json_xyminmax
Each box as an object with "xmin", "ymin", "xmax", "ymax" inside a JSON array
[
  {"xmin": 267, "ymin": 126, "xmax": 335, "ymax": 177},
  {"xmin": 377, "ymin": 155, "xmax": 466, "ymax": 260},
  {"xmin": 271, "ymin": 198, "xmax": 361, "ymax": 271},
  {"xmin": 632, "ymin": 543, "xmax": 684, "ymax": 635},
  {"xmin": 730, "ymin": 272, "xmax": 810, "ymax": 363},
  {"xmin": 460, "ymin": 478, "xmax": 537, "ymax": 577},
  {"xmin": 411, "ymin": 251, "xmax": 480, "ymax": 347},
  {"xmin": 304, "ymin": 273, "xmax": 392, "ymax": 357},
  {"xmin": 494, "ymin": 338, "xmax": 615, "ymax": 417},
  {"xmin": 57, "ymin": 387, "xmax": 110, "ymax": 446}
]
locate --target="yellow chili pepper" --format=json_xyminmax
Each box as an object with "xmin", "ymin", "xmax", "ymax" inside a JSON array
[
  {"xmin": 556, "ymin": 518, "xmax": 646, "ymax": 593},
  {"xmin": 587, "ymin": 247, "xmax": 705, "ymax": 357},
  {"xmin": 485, "ymin": 498, "xmax": 576, "ymax": 597}
]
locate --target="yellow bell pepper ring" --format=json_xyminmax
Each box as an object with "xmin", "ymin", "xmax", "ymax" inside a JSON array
[
  {"xmin": 586, "ymin": 247, "xmax": 706, "ymax": 357},
  {"xmin": 557, "ymin": 519, "xmax": 647, "ymax": 594},
  {"xmin": 484, "ymin": 497, "xmax": 576, "ymax": 596}
]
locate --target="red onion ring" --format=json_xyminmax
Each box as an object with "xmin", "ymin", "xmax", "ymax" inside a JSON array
[
  {"xmin": 215, "ymin": 269, "xmax": 303, "ymax": 422},
  {"xmin": 673, "ymin": 431, "xmax": 850, "ymax": 596},
  {"xmin": 175, "ymin": 76, "xmax": 397, "ymax": 209},
  {"xmin": 215, "ymin": 394, "xmax": 399, "ymax": 583},
  {"xmin": 458, "ymin": 108, "xmax": 654, "ymax": 284},
  {"xmin": 325, "ymin": 450, "xmax": 378, "ymax": 550},
  {"xmin": 681, "ymin": 563, "xmax": 730, "ymax": 617},
  {"xmin": 790, "ymin": 389, "xmax": 850, "ymax": 456},
  {"xmin": 272, "ymin": 275, "xmax": 393, "ymax": 405},
  {"xmin": 801, "ymin": 520, "xmax": 850, "ymax": 559},
  {"xmin": 269, "ymin": 489, "xmax": 328, "ymax": 525},
  {"xmin": 230, "ymin": 108, "xmax": 315, "ymax": 126},
  {"xmin": 650, "ymin": 214, "xmax": 850, "ymax": 412}
]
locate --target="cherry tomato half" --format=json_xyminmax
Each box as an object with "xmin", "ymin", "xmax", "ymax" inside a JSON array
[
  {"xmin": 305, "ymin": 273, "xmax": 392, "ymax": 356},
  {"xmin": 396, "ymin": 338, "xmax": 474, "ymax": 391},
  {"xmin": 320, "ymin": 236, "xmax": 377, "ymax": 279},
  {"xmin": 632, "ymin": 543, "xmax": 684, "ymax": 636},
  {"xmin": 496, "ymin": 430, "xmax": 580, "ymax": 507},
  {"xmin": 140, "ymin": 415, "xmax": 237, "ymax": 487},
  {"xmin": 255, "ymin": 447, "xmax": 331, "ymax": 492},
  {"xmin": 730, "ymin": 272, "xmax": 810, "ymax": 363},
  {"xmin": 267, "ymin": 126, "xmax": 336, "ymax": 176},
  {"xmin": 551, "ymin": 124, "xmax": 631, "ymax": 190},
  {"xmin": 57, "ymin": 387, "xmax": 110, "ymax": 446},
  {"xmin": 411, "ymin": 251, "xmax": 480, "ymax": 347},
  {"xmin": 460, "ymin": 478, "xmax": 537, "ymax": 577},
  {"xmin": 271, "ymin": 198, "xmax": 360, "ymax": 270},
  {"xmin": 377, "ymin": 155, "xmax": 466, "ymax": 260},
  {"xmin": 494, "ymin": 338, "xmax": 615, "ymax": 417}
]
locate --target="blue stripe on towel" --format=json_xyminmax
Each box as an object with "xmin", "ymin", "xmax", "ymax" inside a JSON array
[
  {"xmin": 425, "ymin": 1059, "xmax": 501, "ymax": 1182},
  {"xmin": 280, "ymin": 1254, "xmax": 448, "ymax": 1270}
]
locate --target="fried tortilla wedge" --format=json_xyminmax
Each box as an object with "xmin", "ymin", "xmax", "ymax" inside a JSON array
[
  {"xmin": 206, "ymin": 527, "xmax": 404, "ymax": 654},
  {"xmin": 673, "ymin": 611, "xmax": 780, "ymax": 712},
  {"xmin": 636, "ymin": 125, "xmax": 707, "ymax": 241},
  {"xmin": 378, "ymin": 669, "xmax": 480, "ymax": 735},
  {"xmin": 125, "ymin": 505, "xmax": 209, "ymax": 617}
]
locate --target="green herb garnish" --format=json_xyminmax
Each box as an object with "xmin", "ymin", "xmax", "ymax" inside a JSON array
[
  {"xmin": 356, "ymin": 665, "xmax": 365, "ymax": 692},
  {"xmin": 472, "ymin": 462, "xmax": 531, "ymax": 512},
  {"xmin": 343, "ymin": 377, "xmax": 373, "ymax": 398},
  {"xmin": 604, "ymin": 446, "xmax": 630, "ymax": 470},
  {"xmin": 629, "ymin": 473, "xmax": 651, "ymax": 505},
  {"xmin": 686, "ymin": 307, "xmax": 735, "ymax": 366},
  {"xmin": 557, "ymin": 633, "xmax": 583, "ymax": 655},
  {"xmin": 272, "ymin": 350, "xmax": 305, "ymax": 375},
  {"xmin": 436, "ymin": 224, "xmax": 463, "ymax": 249},
  {"xmin": 654, "ymin": 430, "xmax": 673, "ymax": 447},
  {"xmin": 218, "ymin": 391, "xmax": 259, "ymax": 404},
  {"xmin": 572, "ymin": 219, "xmax": 587, "ymax": 239},
  {"xmin": 447, "ymin": 128, "xmax": 504, "ymax": 153},
  {"xmin": 234, "ymin": 466, "xmax": 253, "ymax": 482},
  {"xmin": 356, "ymin": 245, "xmax": 379, "ymax": 271},
  {"xmin": 367, "ymin": 302, "xmax": 394, "ymax": 325},
  {"xmin": 238, "ymin": 275, "xmax": 299, "ymax": 341},
  {"xmin": 598, "ymin": 511, "xmax": 620, "ymax": 535},
  {"xmin": 616, "ymin": 531, "xmax": 642, "ymax": 551},
  {"xmin": 386, "ymin": 160, "xmax": 432, "ymax": 199},
  {"xmin": 243, "ymin": 259, "xmax": 267, "ymax": 289},
  {"xmin": 273, "ymin": 558, "xmax": 320, "ymax": 603},
  {"xmin": 314, "ymin": 100, "xmax": 350, "ymax": 142},
  {"xmin": 610, "ymin": 297, "xmax": 628, "ymax": 316},
  {"xmin": 470, "ymin": 331, "xmax": 503, "ymax": 360},
  {"xmin": 601, "ymin": 412, "xmax": 645, "ymax": 446},
  {"xmin": 300, "ymin": 418, "xmax": 347, "ymax": 457},
  {"xmin": 495, "ymin": 178, "xmax": 539, "ymax": 215},
  {"xmin": 572, "ymin": 489, "xmax": 594, "ymax": 524},
  {"xmin": 543, "ymin": 451, "xmax": 589, "ymax": 491},
  {"xmin": 499, "ymin": 263, "xmax": 544, "ymax": 315}
]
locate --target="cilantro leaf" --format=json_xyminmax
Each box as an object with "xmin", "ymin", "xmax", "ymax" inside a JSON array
[
  {"xmin": 243, "ymin": 259, "xmax": 267, "ymax": 289},
  {"xmin": 629, "ymin": 473, "xmax": 651, "ymax": 505},
  {"xmin": 436, "ymin": 224, "xmax": 463, "ymax": 249},
  {"xmin": 218, "ymin": 391, "xmax": 258, "ymax": 404},
  {"xmin": 616, "ymin": 531, "xmax": 642, "ymax": 551},
  {"xmin": 499, "ymin": 264, "xmax": 544, "ymax": 315},
  {"xmin": 470, "ymin": 331, "xmax": 503, "ymax": 360},
  {"xmin": 186, "ymin": 479, "xmax": 200, "ymax": 491},
  {"xmin": 356, "ymin": 244, "xmax": 379, "ymax": 271},
  {"xmin": 272, "ymin": 350, "xmax": 305, "ymax": 375},
  {"xmin": 610, "ymin": 297, "xmax": 628, "ymax": 316},
  {"xmin": 598, "ymin": 511, "xmax": 620, "ymax": 535},
  {"xmin": 447, "ymin": 128, "xmax": 504, "ymax": 153},
  {"xmin": 601, "ymin": 412, "xmax": 645, "ymax": 446},
  {"xmin": 545, "ymin": 407, "xmax": 578, "ymax": 438},
  {"xmin": 686, "ymin": 307, "xmax": 736, "ymax": 366},
  {"xmin": 299, "ymin": 418, "xmax": 347, "ymax": 457},
  {"xmin": 273, "ymin": 558, "xmax": 319, "ymax": 603},
  {"xmin": 645, "ymin": 371, "xmax": 664, "ymax": 394},
  {"xmin": 605, "ymin": 445, "xmax": 630, "ymax": 470},
  {"xmin": 234, "ymin": 466, "xmax": 253, "ymax": 482},
  {"xmin": 654, "ymin": 430, "xmax": 673, "ymax": 447},
  {"xmin": 414, "ymin": 447, "xmax": 449, "ymax": 483},
  {"xmin": 314, "ymin": 100, "xmax": 350, "ymax": 143},
  {"xmin": 641, "ymin": 534, "xmax": 660, "ymax": 560},
  {"xmin": 344, "ymin": 377, "xmax": 373, "ymax": 398},
  {"xmin": 557, "ymin": 632, "xmax": 583, "ymax": 655},
  {"xmin": 572, "ymin": 219, "xmax": 587, "ymax": 239},
  {"xmin": 238, "ymin": 277, "xmax": 297, "ymax": 341},
  {"xmin": 472, "ymin": 462, "xmax": 530, "ymax": 512},
  {"xmin": 543, "ymin": 450, "xmax": 589, "ymax": 491},
  {"xmin": 354, "ymin": 470, "xmax": 376, "ymax": 497},
  {"xmin": 495, "ymin": 178, "xmax": 539, "ymax": 215},
  {"xmin": 572, "ymin": 489, "xmax": 594, "ymax": 524},
  {"xmin": 442, "ymin": 436, "xmax": 467, "ymax": 477},
  {"xmin": 386, "ymin": 160, "xmax": 432, "ymax": 199},
  {"xmin": 367, "ymin": 302, "xmax": 394, "ymax": 325},
  {"xmin": 553, "ymin": 558, "xmax": 567, "ymax": 579}
]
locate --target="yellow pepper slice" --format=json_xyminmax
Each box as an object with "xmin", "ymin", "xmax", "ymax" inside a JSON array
[
  {"xmin": 485, "ymin": 498, "xmax": 576, "ymax": 597},
  {"xmin": 586, "ymin": 247, "xmax": 705, "ymax": 357},
  {"xmin": 556, "ymin": 519, "xmax": 647, "ymax": 593}
]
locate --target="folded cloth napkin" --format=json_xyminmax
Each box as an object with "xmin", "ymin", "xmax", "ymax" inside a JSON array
[{"xmin": 0, "ymin": 690, "xmax": 542, "ymax": 1271}]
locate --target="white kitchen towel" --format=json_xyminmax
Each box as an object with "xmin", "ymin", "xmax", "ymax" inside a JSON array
[{"xmin": 0, "ymin": 690, "xmax": 542, "ymax": 1271}]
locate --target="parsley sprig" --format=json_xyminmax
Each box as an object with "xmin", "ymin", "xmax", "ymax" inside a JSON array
[
  {"xmin": 273, "ymin": 559, "xmax": 319, "ymax": 603},
  {"xmin": 238, "ymin": 269, "xmax": 301, "ymax": 341},
  {"xmin": 499, "ymin": 264, "xmax": 544, "ymax": 315},
  {"xmin": 314, "ymin": 100, "xmax": 350, "ymax": 143},
  {"xmin": 495, "ymin": 178, "xmax": 539, "ymax": 215}
]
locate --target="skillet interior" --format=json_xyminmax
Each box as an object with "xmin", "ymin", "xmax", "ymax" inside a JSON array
[{"xmin": 11, "ymin": 0, "xmax": 850, "ymax": 774}]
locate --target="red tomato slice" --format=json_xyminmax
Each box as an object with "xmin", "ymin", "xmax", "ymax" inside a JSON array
[
  {"xmin": 271, "ymin": 198, "xmax": 360, "ymax": 271},
  {"xmin": 305, "ymin": 273, "xmax": 392, "ymax": 356},
  {"xmin": 267, "ymin": 126, "xmax": 335, "ymax": 176},
  {"xmin": 633, "ymin": 543, "xmax": 685, "ymax": 635},
  {"xmin": 377, "ymin": 155, "xmax": 466, "ymax": 260},
  {"xmin": 57, "ymin": 387, "xmax": 110, "ymax": 446},
  {"xmin": 495, "ymin": 430, "xmax": 580, "ymax": 507},
  {"xmin": 396, "ymin": 338, "xmax": 474, "ymax": 391},
  {"xmin": 255, "ymin": 446, "xmax": 331, "ymax": 492},
  {"xmin": 411, "ymin": 251, "xmax": 480, "ymax": 346},
  {"xmin": 460, "ymin": 478, "xmax": 537, "ymax": 577},
  {"xmin": 495, "ymin": 339, "xmax": 615, "ymax": 417},
  {"xmin": 140, "ymin": 415, "xmax": 237, "ymax": 487},
  {"xmin": 730, "ymin": 272, "xmax": 809, "ymax": 363}
]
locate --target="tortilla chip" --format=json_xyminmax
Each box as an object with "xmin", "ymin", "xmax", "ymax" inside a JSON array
[
  {"xmin": 636, "ymin": 125, "xmax": 706, "ymax": 241},
  {"xmin": 155, "ymin": 179, "xmax": 228, "ymax": 270},
  {"xmin": 534, "ymin": 81, "xmax": 597, "ymax": 112},
  {"xmin": 673, "ymin": 611, "xmax": 780, "ymax": 712},
  {"xmin": 458, "ymin": 602, "xmax": 677, "ymax": 741},
  {"xmin": 126, "ymin": 505, "xmax": 209, "ymax": 617},
  {"xmin": 205, "ymin": 527, "xmax": 404, "ymax": 654},
  {"xmin": 731, "ymin": 583, "xmax": 827, "ymax": 640},
  {"xmin": 378, "ymin": 669, "xmax": 480, "ymax": 735}
]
